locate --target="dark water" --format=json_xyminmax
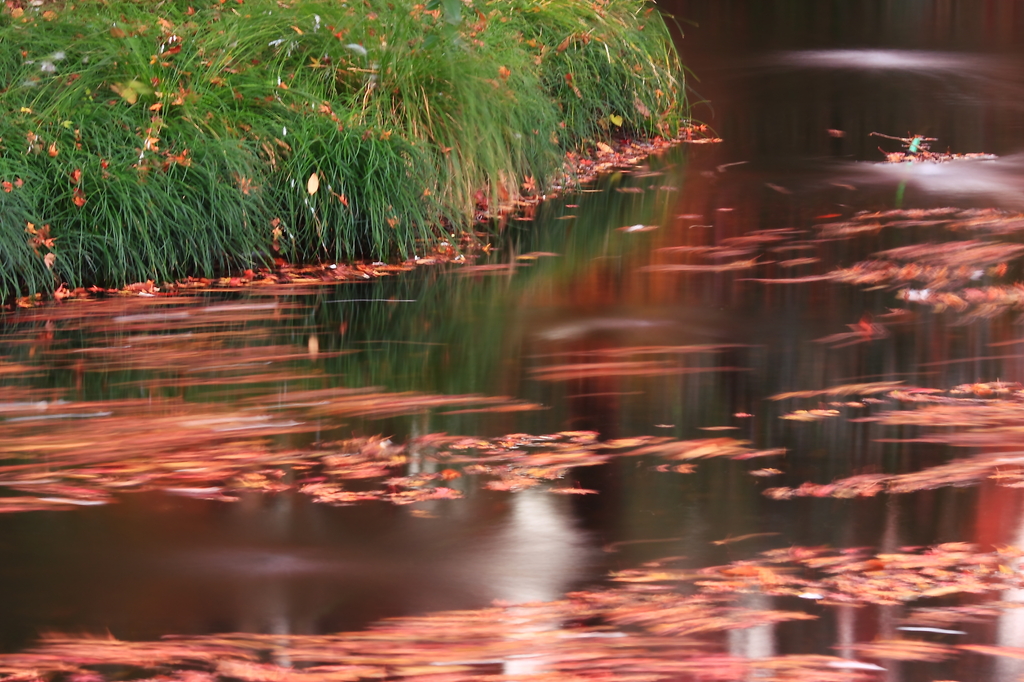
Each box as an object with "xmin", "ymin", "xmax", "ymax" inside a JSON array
[{"xmin": 4, "ymin": 2, "xmax": 1024, "ymax": 680}]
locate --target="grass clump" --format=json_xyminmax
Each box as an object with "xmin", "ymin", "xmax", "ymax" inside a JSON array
[{"xmin": 0, "ymin": 0, "xmax": 686, "ymax": 298}]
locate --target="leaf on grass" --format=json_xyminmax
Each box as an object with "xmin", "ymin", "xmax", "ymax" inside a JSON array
[
  {"xmin": 307, "ymin": 172, "xmax": 320, "ymax": 195},
  {"xmin": 110, "ymin": 79, "xmax": 153, "ymax": 104}
]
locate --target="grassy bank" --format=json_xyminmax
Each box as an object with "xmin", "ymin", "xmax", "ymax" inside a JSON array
[{"xmin": 0, "ymin": 0, "xmax": 686, "ymax": 298}]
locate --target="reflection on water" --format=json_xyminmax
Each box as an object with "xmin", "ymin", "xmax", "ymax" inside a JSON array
[
  {"xmin": 465, "ymin": 490, "xmax": 593, "ymax": 604},
  {"xmin": 0, "ymin": 489, "xmax": 594, "ymax": 646},
  {"xmin": 838, "ymin": 154, "xmax": 1024, "ymax": 207},
  {"xmin": 770, "ymin": 49, "xmax": 996, "ymax": 72},
  {"xmin": 4, "ymin": 1, "xmax": 1024, "ymax": 680}
]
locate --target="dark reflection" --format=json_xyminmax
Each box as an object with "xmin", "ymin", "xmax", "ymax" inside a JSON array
[{"xmin": 0, "ymin": 489, "xmax": 595, "ymax": 650}]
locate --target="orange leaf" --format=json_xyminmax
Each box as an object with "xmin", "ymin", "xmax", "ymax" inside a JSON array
[
  {"xmin": 72, "ymin": 188, "xmax": 87, "ymax": 208},
  {"xmin": 69, "ymin": 169, "xmax": 82, "ymax": 184}
]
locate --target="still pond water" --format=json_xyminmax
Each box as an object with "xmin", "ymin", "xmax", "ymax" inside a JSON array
[{"xmin": 4, "ymin": 2, "xmax": 1024, "ymax": 680}]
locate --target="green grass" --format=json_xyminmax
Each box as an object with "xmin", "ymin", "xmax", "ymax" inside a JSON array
[{"xmin": 0, "ymin": 0, "xmax": 686, "ymax": 299}]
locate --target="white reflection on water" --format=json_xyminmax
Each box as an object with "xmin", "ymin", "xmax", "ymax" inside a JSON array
[
  {"xmin": 479, "ymin": 490, "xmax": 596, "ymax": 679},
  {"xmin": 867, "ymin": 156, "xmax": 1024, "ymax": 203},
  {"xmin": 469, "ymin": 489, "xmax": 593, "ymax": 604},
  {"xmin": 770, "ymin": 49, "xmax": 995, "ymax": 73},
  {"xmin": 533, "ymin": 316, "xmax": 675, "ymax": 342},
  {"xmin": 728, "ymin": 592, "xmax": 775, "ymax": 660},
  {"xmin": 815, "ymin": 154, "xmax": 1024, "ymax": 207},
  {"xmin": 995, "ymin": 508, "xmax": 1024, "ymax": 679}
]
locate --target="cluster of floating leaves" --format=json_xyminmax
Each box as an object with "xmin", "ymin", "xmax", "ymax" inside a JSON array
[
  {"xmin": 800, "ymin": 209, "xmax": 1024, "ymax": 318},
  {"xmin": 0, "ymin": 394, "xmax": 781, "ymax": 510},
  {"xmin": 830, "ymin": 240, "xmax": 1017, "ymax": 290},
  {"xmin": 767, "ymin": 380, "xmax": 1024, "ymax": 498},
  {"xmin": 0, "ymin": 295, "xmax": 789, "ymax": 512},
  {"xmin": 5, "ymin": 542, "xmax": 1024, "ymax": 681},
  {"xmin": 644, "ymin": 542, "xmax": 1023, "ymax": 605},
  {"xmin": 814, "ymin": 208, "xmax": 1024, "ymax": 240},
  {"xmin": 644, "ymin": 210, "xmax": 1024, "ymax": 322},
  {"xmin": 0, "ymin": 611, "xmax": 863, "ymax": 682}
]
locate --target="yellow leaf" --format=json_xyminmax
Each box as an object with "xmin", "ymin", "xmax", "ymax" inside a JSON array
[
  {"xmin": 111, "ymin": 82, "xmax": 136, "ymax": 104},
  {"xmin": 291, "ymin": 25, "xmax": 303, "ymax": 34},
  {"xmin": 609, "ymin": 114, "xmax": 623, "ymax": 127},
  {"xmin": 306, "ymin": 172, "xmax": 319, "ymax": 195}
]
